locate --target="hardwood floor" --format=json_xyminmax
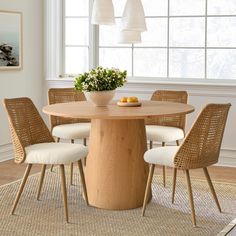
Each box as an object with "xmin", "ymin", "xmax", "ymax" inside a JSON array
[
  {"xmin": 0, "ymin": 160, "xmax": 44, "ymax": 186},
  {"xmin": 0, "ymin": 159, "xmax": 235, "ymax": 186},
  {"xmin": 156, "ymin": 165, "xmax": 236, "ymax": 184}
]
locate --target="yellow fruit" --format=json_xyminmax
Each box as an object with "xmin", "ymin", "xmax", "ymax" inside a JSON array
[
  {"xmin": 127, "ymin": 96, "xmax": 138, "ymax": 103},
  {"xmin": 120, "ymin": 97, "xmax": 128, "ymax": 102}
]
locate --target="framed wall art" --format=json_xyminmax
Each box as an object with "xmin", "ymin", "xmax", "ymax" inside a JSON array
[{"xmin": 0, "ymin": 10, "xmax": 22, "ymax": 70}]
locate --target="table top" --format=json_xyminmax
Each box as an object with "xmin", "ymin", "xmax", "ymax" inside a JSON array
[{"xmin": 43, "ymin": 101, "xmax": 195, "ymax": 120}]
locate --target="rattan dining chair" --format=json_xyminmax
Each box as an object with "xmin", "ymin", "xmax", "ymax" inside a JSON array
[
  {"xmin": 142, "ymin": 103, "xmax": 231, "ymax": 226},
  {"xmin": 48, "ymin": 88, "xmax": 91, "ymax": 185},
  {"xmin": 145, "ymin": 90, "xmax": 188, "ymax": 187},
  {"xmin": 3, "ymin": 97, "xmax": 89, "ymax": 222}
]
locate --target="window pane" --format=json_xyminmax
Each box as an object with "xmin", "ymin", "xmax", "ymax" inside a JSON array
[
  {"xmin": 65, "ymin": 18, "xmax": 89, "ymax": 45},
  {"xmin": 65, "ymin": 0, "xmax": 89, "ymax": 16},
  {"xmin": 137, "ymin": 18, "xmax": 167, "ymax": 47},
  {"xmin": 65, "ymin": 47, "xmax": 88, "ymax": 74},
  {"xmin": 99, "ymin": 48, "xmax": 132, "ymax": 75},
  {"xmin": 142, "ymin": 0, "xmax": 168, "ymax": 16},
  {"xmin": 134, "ymin": 49, "xmax": 167, "ymax": 77},
  {"xmin": 170, "ymin": 0, "xmax": 205, "ymax": 16},
  {"xmin": 207, "ymin": 49, "xmax": 236, "ymax": 79},
  {"xmin": 99, "ymin": 19, "xmax": 131, "ymax": 47},
  {"xmin": 100, "ymin": 18, "xmax": 167, "ymax": 47},
  {"xmin": 169, "ymin": 18, "xmax": 205, "ymax": 47},
  {"xmin": 169, "ymin": 49, "xmax": 205, "ymax": 78},
  {"xmin": 113, "ymin": 0, "xmax": 126, "ymax": 17},
  {"xmin": 208, "ymin": 17, "xmax": 236, "ymax": 47},
  {"xmin": 208, "ymin": 0, "xmax": 236, "ymax": 15}
]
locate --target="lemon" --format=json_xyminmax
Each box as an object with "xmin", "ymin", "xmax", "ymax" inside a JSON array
[
  {"xmin": 127, "ymin": 96, "xmax": 138, "ymax": 103},
  {"xmin": 120, "ymin": 97, "xmax": 128, "ymax": 103}
]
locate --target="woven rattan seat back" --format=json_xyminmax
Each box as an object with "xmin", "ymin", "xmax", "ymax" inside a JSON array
[
  {"xmin": 48, "ymin": 88, "xmax": 89, "ymax": 129},
  {"xmin": 146, "ymin": 90, "xmax": 188, "ymax": 130},
  {"xmin": 3, "ymin": 97, "xmax": 54, "ymax": 164},
  {"xmin": 174, "ymin": 104, "xmax": 231, "ymax": 170}
]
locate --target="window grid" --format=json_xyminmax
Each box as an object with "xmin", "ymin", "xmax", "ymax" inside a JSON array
[
  {"xmin": 167, "ymin": 0, "xmax": 170, "ymax": 77},
  {"xmin": 63, "ymin": 0, "xmax": 90, "ymax": 75},
  {"xmin": 63, "ymin": 0, "xmax": 236, "ymax": 80},
  {"xmin": 204, "ymin": 0, "xmax": 208, "ymax": 78},
  {"xmin": 131, "ymin": 43, "xmax": 134, "ymax": 76},
  {"xmin": 99, "ymin": 0, "xmax": 236, "ymax": 79}
]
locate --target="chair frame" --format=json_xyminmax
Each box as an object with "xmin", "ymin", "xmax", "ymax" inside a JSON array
[
  {"xmin": 142, "ymin": 103, "xmax": 231, "ymax": 226},
  {"xmin": 146, "ymin": 90, "xmax": 188, "ymax": 187},
  {"xmin": 3, "ymin": 97, "xmax": 88, "ymax": 222},
  {"xmin": 48, "ymin": 88, "xmax": 90, "ymax": 184}
]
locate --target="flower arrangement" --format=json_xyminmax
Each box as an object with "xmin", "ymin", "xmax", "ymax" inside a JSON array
[{"xmin": 74, "ymin": 66, "xmax": 127, "ymax": 92}]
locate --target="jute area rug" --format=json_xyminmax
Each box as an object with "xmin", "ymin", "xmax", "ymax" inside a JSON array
[{"xmin": 0, "ymin": 168, "xmax": 235, "ymax": 236}]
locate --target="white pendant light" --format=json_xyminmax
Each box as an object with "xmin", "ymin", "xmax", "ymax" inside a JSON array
[
  {"xmin": 121, "ymin": 0, "xmax": 147, "ymax": 32},
  {"xmin": 91, "ymin": 0, "xmax": 115, "ymax": 25},
  {"xmin": 118, "ymin": 30, "xmax": 141, "ymax": 44}
]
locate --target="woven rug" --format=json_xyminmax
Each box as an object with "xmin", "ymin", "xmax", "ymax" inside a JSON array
[{"xmin": 0, "ymin": 168, "xmax": 235, "ymax": 236}]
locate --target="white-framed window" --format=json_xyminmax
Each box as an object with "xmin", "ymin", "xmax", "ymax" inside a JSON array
[{"xmin": 58, "ymin": 0, "xmax": 236, "ymax": 81}]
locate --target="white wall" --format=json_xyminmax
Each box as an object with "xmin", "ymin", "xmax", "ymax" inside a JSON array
[
  {"xmin": 46, "ymin": 79, "xmax": 236, "ymax": 167},
  {"xmin": 0, "ymin": 0, "xmax": 44, "ymax": 161}
]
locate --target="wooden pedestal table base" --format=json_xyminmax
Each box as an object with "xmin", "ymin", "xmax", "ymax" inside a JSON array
[{"xmin": 85, "ymin": 119, "xmax": 151, "ymax": 210}]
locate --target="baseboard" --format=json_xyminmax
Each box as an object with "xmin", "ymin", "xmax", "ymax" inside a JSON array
[
  {"xmin": 217, "ymin": 149, "xmax": 236, "ymax": 167},
  {"xmin": 0, "ymin": 143, "xmax": 13, "ymax": 162}
]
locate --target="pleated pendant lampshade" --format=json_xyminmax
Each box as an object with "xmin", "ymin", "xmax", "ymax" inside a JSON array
[
  {"xmin": 91, "ymin": 0, "xmax": 115, "ymax": 25},
  {"xmin": 118, "ymin": 30, "xmax": 141, "ymax": 44},
  {"xmin": 121, "ymin": 0, "xmax": 147, "ymax": 32}
]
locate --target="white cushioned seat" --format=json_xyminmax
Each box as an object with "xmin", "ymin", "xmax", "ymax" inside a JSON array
[
  {"xmin": 52, "ymin": 123, "xmax": 91, "ymax": 140},
  {"xmin": 146, "ymin": 125, "xmax": 184, "ymax": 142},
  {"xmin": 144, "ymin": 146, "xmax": 179, "ymax": 167},
  {"xmin": 25, "ymin": 143, "xmax": 88, "ymax": 165}
]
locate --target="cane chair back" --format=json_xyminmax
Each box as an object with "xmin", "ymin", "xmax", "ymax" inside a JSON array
[
  {"xmin": 174, "ymin": 104, "xmax": 231, "ymax": 170},
  {"xmin": 3, "ymin": 97, "xmax": 54, "ymax": 164},
  {"xmin": 48, "ymin": 88, "xmax": 89, "ymax": 130},
  {"xmin": 146, "ymin": 90, "xmax": 188, "ymax": 130}
]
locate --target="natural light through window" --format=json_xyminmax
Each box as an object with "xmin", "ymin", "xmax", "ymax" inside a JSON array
[
  {"xmin": 64, "ymin": 0, "xmax": 89, "ymax": 74},
  {"xmin": 63, "ymin": 0, "xmax": 236, "ymax": 81}
]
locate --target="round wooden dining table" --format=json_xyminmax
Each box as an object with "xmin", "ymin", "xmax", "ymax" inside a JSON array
[{"xmin": 43, "ymin": 100, "xmax": 194, "ymax": 210}]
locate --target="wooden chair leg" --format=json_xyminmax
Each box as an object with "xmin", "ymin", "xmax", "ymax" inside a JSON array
[
  {"xmin": 162, "ymin": 166, "xmax": 166, "ymax": 187},
  {"xmin": 83, "ymin": 139, "xmax": 87, "ymax": 166},
  {"xmin": 70, "ymin": 139, "xmax": 74, "ymax": 185},
  {"xmin": 78, "ymin": 160, "xmax": 89, "ymax": 205},
  {"xmin": 172, "ymin": 168, "xmax": 177, "ymax": 204},
  {"xmin": 150, "ymin": 140, "xmax": 153, "ymax": 149},
  {"xmin": 185, "ymin": 170, "xmax": 196, "ymax": 227},
  {"xmin": 83, "ymin": 138, "xmax": 87, "ymax": 146},
  {"xmin": 11, "ymin": 164, "xmax": 32, "ymax": 215},
  {"xmin": 51, "ymin": 138, "xmax": 60, "ymax": 172},
  {"xmin": 162, "ymin": 142, "xmax": 166, "ymax": 187},
  {"xmin": 171, "ymin": 140, "xmax": 179, "ymax": 203},
  {"xmin": 36, "ymin": 165, "xmax": 46, "ymax": 200},
  {"xmin": 142, "ymin": 164, "xmax": 155, "ymax": 216},
  {"xmin": 203, "ymin": 167, "xmax": 221, "ymax": 212},
  {"xmin": 70, "ymin": 163, "xmax": 73, "ymax": 185},
  {"xmin": 59, "ymin": 165, "xmax": 69, "ymax": 223}
]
